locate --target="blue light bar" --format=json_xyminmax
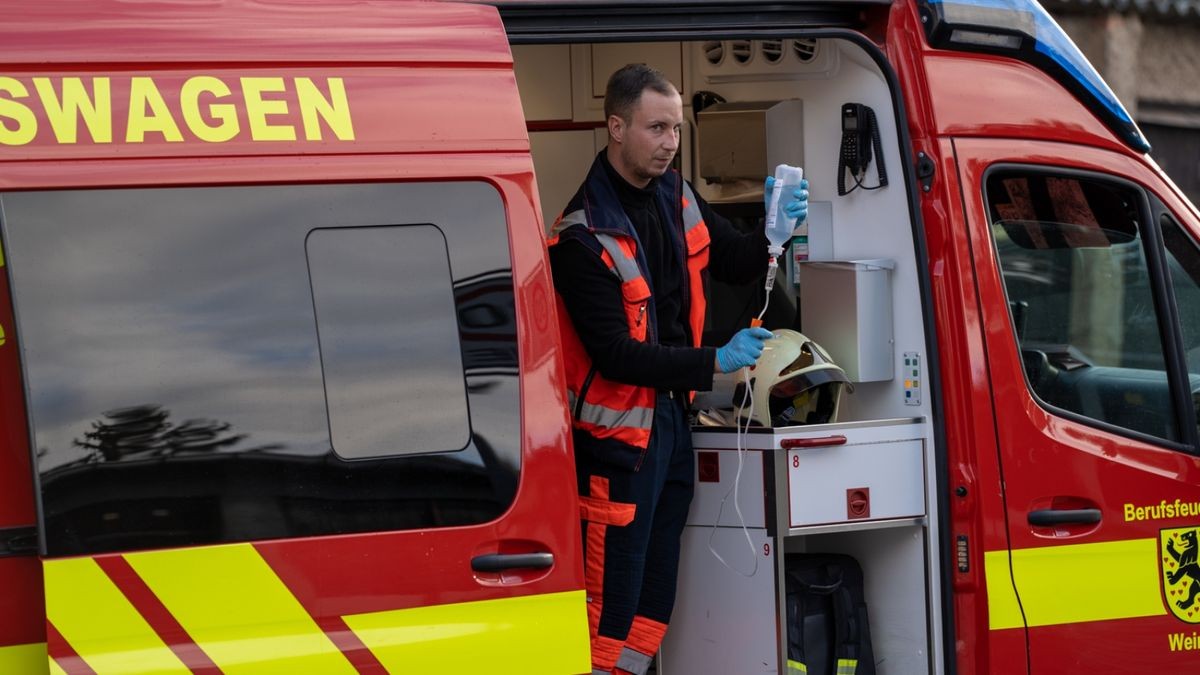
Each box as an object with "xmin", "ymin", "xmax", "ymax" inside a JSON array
[{"xmin": 919, "ymin": 0, "xmax": 1151, "ymax": 153}]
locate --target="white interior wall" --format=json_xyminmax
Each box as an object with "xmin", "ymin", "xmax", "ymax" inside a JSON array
[
  {"xmin": 514, "ymin": 39, "xmax": 931, "ymax": 427},
  {"xmin": 514, "ymin": 39, "xmax": 944, "ymax": 675}
]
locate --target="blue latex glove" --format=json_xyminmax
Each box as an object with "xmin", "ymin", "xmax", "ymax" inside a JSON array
[
  {"xmin": 764, "ymin": 176, "xmax": 810, "ymax": 223},
  {"xmin": 715, "ymin": 327, "xmax": 774, "ymax": 373}
]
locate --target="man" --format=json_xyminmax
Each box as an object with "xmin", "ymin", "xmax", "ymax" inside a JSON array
[{"xmin": 547, "ymin": 63, "xmax": 807, "ymax": 675}]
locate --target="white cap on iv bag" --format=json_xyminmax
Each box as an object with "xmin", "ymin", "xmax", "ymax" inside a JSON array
[{"xmin": 764, "ymin": 164, "xmax": 804, "ymax": 254}]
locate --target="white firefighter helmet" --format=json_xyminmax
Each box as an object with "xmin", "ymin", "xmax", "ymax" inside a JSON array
[{"xmin": 734, "ymin": 329, "xmax": 852, "ymax": 427}]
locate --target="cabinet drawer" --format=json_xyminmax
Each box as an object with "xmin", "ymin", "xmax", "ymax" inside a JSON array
[{"xmin": 786, "ymin": 439, "xmax": 924, "ymax": 527}]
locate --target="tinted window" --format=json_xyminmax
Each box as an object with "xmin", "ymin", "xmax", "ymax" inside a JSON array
[
  {"xmin": 308, "ymin": 225, "xmax": 470, "ymax": 459},
  {"xmin": 987, "ymin": 171, "xmax": 1179, "ymax": 441},
  {"xmin": 2, "ymin": 182, "xmax": 519, "ymax": 556},
  {"xmin": 1161, "ymin": 215, "xmax": 1200, "ymax": 439}
]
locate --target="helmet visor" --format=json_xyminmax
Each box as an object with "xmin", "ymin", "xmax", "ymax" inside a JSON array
[{"xmin": 767, "ymin": 368, "xmax": 852, "ymax": 426}]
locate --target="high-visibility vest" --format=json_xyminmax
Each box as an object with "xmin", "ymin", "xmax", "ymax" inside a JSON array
[{"xmin": 547, "ymin": 157, "xmax": 710, "ymax": 466}]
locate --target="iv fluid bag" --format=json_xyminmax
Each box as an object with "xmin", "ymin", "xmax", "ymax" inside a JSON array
[{"xmin": 765, "ymin": 164, "xmax": 804, "ymax": 251}]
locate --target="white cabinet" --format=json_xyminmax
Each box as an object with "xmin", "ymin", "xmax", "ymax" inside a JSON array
[
  {"xmin": 661, "ymin": 419, "xmax": 931, "ymax": 675},
  {"xmin": 512, "ymin": 45, "xmax": 573, "ymax": 121},
  {"xmin": 571, "ymin": 43, "xmax": 683, "ymax": 121}
]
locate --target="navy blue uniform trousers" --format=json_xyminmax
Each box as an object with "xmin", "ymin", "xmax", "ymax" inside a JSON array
[{"xmin": 576, "ymin": 393, "xmax": 695, "ymax": 674}]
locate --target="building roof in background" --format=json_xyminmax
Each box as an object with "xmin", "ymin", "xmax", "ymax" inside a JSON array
[{"xmin": 1045, "ymin": 0, "xmax": 1200, "ymax": 20}]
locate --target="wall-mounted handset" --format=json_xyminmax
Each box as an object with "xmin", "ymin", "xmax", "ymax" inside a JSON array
[{"xmin": 837, "ymin": 102, "xmax": 888, "ymax": 196}]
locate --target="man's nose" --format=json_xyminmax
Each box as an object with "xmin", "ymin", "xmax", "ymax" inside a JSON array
[{"xmin": 663, "ymin": 130, "xmax": 679, "ymax": 151}]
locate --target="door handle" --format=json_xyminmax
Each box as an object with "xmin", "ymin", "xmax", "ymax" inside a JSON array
[
  {"xmin": 1027, "ymin": 508, "xmax": 1101, "ymax": 526},
  {"xmin": 470, "ymin": 552, "xmax": 554, "ymax": 573},
  {"xmin": 780, "ymin": 435, "xmax": 847, "ymax": 449}
]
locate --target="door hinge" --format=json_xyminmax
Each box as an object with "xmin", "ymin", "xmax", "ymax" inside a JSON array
[{"xmin": 916, "ymin": 151, "xmax": 936, "ymax": 193}]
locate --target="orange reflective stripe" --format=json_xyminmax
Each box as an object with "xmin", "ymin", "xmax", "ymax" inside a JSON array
[
  {"xmin": 620, "ymin": 276, "xmax": 651, "ymax": 303},
  {"xmin": 584, "ymin": 477, "xmax": 618, "ymax": 642},
  {"xmin": 574, "ymin": 419, "xmax": 652, "ymax": 448},
  {"xmin": 591, "ymin": 634, "xmax": 624, "ymax": 672},
  {"xmin": 579, "ymin": 495, "xmax": 636, "ymax": 527},
  {"xmin": 626, "ymin": 615, "xmax": 668, "ymax": 658}
]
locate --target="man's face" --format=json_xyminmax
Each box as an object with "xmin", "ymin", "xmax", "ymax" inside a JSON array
[{"xmin": 612, "ymin": 88, "xmax": 683, "ymax": 187}]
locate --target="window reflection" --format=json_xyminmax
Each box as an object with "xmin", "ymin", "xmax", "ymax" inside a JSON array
[
  {"xmin": 987, "ymin": 171, "xmax": 1180, "ymax": 442},
  {"xmin": 3, "ymin": 182, "xmax": 520, "ymax": 556}
]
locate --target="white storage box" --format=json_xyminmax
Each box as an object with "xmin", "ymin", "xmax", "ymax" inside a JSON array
[
  {"xmin": 690, "ymin": 417, "xmax": 926, "ymax": 534},
  {"xmin": 798, "ymin": 259, "xmax": 895, "ymax": 382}
]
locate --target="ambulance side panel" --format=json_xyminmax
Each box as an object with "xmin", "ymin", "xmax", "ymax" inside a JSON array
[
  {"xmin": 890, "ymin": 0, "xmax": 1200, "ymax": 671},
  {"xmin": 0, "ymin": 3, "xmax": 588, "ymax": 673},
  {"xmin": 0, "ymin": 239, "xmax": 44, "ymax": 673}
]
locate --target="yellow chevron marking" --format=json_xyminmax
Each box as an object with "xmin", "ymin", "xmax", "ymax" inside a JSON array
[
  {"xmin": 125, "ymin": 543, "xmax": 355, "ymax": 674},
  {"xmin": 49, "ymin": 657, "xmax": 67, "ymax": 675},
  {"xmin": 44, "ymin": 557, "xmax": 189, "ymax": 673},
  {"xmin": 987, "ymin": 538, "xmax": 1166, "ymax": 629},
  {"xmin": 343, "ymin": 589, "xmax": 589, "ymax": 674},
  {"xmin": 0, "ymin": 642, "xmax": 46, "ymax": 673},
  {"xmin": 0, "ymin": 238, "xmax": 5, "ymax": 267}
]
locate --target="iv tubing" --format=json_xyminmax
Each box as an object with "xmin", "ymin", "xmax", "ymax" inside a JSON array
[{"xmin": 707, "ymin": 291, "xmax": 772, "ymax": 577}]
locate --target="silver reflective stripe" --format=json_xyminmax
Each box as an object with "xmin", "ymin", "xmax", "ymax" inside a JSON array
[
  {"xmin": 594, "ymin": 233, "xmax": 643, "ymax": 284},
  {"xmin": 616, "ymin": 647, "xmax": 654, "ymax": 675},
  {"xmin": 577, "ymin": 399, "xmax": 654, "ymax": 431},
  {"xmin": 681, "ymin": 182, "xmax": 704, "ymax": 233},
  {"xmin": 567, "ymin": 390, "xmax": 577, "ymax": 413},
  {"xmin": 592, "ymin": 670, "xmax": 612, "ymax": 675},
  {"xmin": 549, "ymin": 208, "xmax": 588, "ymax": 239}
]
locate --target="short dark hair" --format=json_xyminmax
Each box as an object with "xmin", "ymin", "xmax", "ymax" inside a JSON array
[{"xmin": 604, "ymin": 64, "xmax": 678, "ymax": 123}]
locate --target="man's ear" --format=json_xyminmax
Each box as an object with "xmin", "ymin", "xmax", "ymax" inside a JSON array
[{"xmin": 607, "ymin": 114, "xmax": 624, "ymax": 145}]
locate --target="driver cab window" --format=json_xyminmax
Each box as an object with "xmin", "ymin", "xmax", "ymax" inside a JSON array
[
  {"xmin": 1162, "ymin": 215, "xmax": 1200, "ymax": 438},
  {"xmin": 986, "ymin": 171, "xmax": 1181, "ymax": 442}
]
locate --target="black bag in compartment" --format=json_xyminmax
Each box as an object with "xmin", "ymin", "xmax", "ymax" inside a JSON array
[{"xmin": 784, "ymin": 553, "xmax": 875, "ymax": 675}]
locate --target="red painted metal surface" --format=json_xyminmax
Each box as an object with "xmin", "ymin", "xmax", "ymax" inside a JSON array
[
  {"xmin": 0, "ymin": 202, "xmax": 43, "ymax": 653},
  {"xmin": 16, "ymin": 150, "xmax": 583, "ymax": 660},
  {"xmin": 3, "ymin": 1, "xmax": 1193, "ymax": 672},
  {"xmin": 0, "ymin": 0, "xmax": 582, "ymax": 663},
  {"xmin": 922, "ymin": 52, "xmax": 1127, "ymax": 155},
  {"xmin": 0, "ymin": 243, "xmax": 37, "ymax": 529},
  {"xmin": 0, "ymin": 68, "xmax": 528, "ymax": 161},
  {"xmin": 956, "ymin": 135, "xmax": 1200, "ymax": 671},
  {"xmin": 0, "ymin": 2, "xmax": 512, "ymax": 66},
  {"xmin": 887, "ymin": 2, "xmax": 1022, "ymax": 672}
]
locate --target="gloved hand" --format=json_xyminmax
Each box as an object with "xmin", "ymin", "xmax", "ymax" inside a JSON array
[
  {"xmin": 764, "ymin": 176, "xmax": 810, "ymax": 223},
  {"xmin": 715, "ymin": 327, "xmax": 774, "ymax": 373}
]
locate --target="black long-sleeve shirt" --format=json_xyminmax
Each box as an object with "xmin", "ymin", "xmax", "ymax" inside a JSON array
[{"xmin": 549, "ymin": 153, "xmax": 768, "ymax": 393}]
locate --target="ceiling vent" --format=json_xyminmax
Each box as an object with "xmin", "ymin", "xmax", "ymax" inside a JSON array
[
  {"xmin": 792, "ymin": 38, "xmax": 819, "ymax": 63},
  {"xmin": 730, "ymin": 40, "xmax": 754, "ymax": 65},
  {"xmin": 702, "ymin": 40, "xmax": 725, "ymax": 66},
  {"xmin": 761, "ymin": 39, "xmax": 785, "ymax": 64}
]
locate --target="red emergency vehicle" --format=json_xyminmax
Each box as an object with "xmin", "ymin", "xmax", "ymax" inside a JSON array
[{"xmin": 0, "ymin": 0, "xmax": 1197, "ymax": 673}]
